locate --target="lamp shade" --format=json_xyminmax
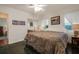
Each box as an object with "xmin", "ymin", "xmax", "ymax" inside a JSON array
[
  {"xmin": 73, "ymin": 24, "xmax": 79, "ymax": 31},
  {"xmin": 73, "ymin": 24, "xmax": 79, "ymax": 37}
]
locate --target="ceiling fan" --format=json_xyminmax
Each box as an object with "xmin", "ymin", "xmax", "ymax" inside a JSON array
[{"xmin": 28, "ymin": 4, "xmax": 47, "ymax": 12}]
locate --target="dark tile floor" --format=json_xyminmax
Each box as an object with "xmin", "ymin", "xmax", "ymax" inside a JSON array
[
  {"xmin": 0, "ymin": 41, "xmax": 79, "ymax": 54},
  {"xmin": 66, "ymin": 43, "xmax": 79, "ymax": 54},
  {"xmin": 0, "ymin": 41, "xmax": 39, "ymax": 54},
  {"xmin": 0, "ymin": 41, "xmax": 25, "ymax": 54}
]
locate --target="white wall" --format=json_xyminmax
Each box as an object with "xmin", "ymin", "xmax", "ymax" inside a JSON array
[
  {"xmin": 0, "ymin": 5, "xmax": 31, "ymax": 44},
  {"xmin": 65, "ymin": 11, "xmax": 79, "ymax": 24},
  {"xmin": 39, "ymin": 13, "xmax": 67, "ymax": 32},
  {"xmin": 0, "ymin": 19, "xmax": 7, "ymax": 26},
  {"xmin": 28, "ymin": 13, "xmax": 67, "ymax": 32},
  {"xmin": 39, "ymin": 11, "xmax": 79, "ymax": 32}
]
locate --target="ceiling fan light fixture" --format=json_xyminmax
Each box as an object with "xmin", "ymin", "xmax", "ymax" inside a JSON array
[
  {"xmin": 34, "ymin": 7, "xmax": 44, "ymax": 12},
  {"xmin": 28, "ymin": 4, "xmax": 46, "ymax": 12}
]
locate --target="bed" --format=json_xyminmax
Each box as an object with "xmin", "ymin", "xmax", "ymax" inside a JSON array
[{"xmin": 24, "ymin": 31, "xmax": 68, "ymax": 54}]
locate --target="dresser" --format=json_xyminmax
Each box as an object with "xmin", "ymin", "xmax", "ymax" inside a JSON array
[
  {"xmin": 0, "ymin": 36, "xmax": 8, "ymax": 46},
  {"xmin": 72, "ymin": 36, "xmax": 79, "ymax": 48}
]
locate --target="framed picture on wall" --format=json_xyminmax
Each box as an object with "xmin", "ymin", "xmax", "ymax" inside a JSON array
[
  {"xmin": 51, "ymin": 16, "xmax": 60, "ymax": 25},
  {"xmin": 12, "ymin": 20, "xmax": 25, "ymax": 25},
  {"xmin": 30, "ymin": 22, "xmax": 33, "ymax": 27}
]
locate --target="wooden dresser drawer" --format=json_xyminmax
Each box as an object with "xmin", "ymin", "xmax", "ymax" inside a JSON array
[{"xmin": 0, "ymin": 39, "xmax": 8, "ymax": 46}]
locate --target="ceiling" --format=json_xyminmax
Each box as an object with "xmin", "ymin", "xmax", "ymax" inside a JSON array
[{"xmin": 1, "ymin": 4, "xmax": 79, "ymax": 20}]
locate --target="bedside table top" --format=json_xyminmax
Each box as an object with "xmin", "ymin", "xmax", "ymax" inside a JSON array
[
  {"xmin": 0, "ymin": 36, "xmax": 7, "ymax": 40},
  {"xmin": 72, "ymin": 36, "xmax": 79, "ymax": 38}
]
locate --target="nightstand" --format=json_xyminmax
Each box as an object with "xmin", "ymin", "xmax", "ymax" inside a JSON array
[{"xmin": 72, "ymin": 36, "xmax": 79, "ymax": 48}]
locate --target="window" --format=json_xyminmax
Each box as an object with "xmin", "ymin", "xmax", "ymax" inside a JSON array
[{"xmin": 64, "ymin": 18, "xmax": 72, "ymax": 30}]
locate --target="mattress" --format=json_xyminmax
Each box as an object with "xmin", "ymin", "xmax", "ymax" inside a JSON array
[{"xmin": 25, "ymin": 31, "xmax": 68, "ymax": 54}]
